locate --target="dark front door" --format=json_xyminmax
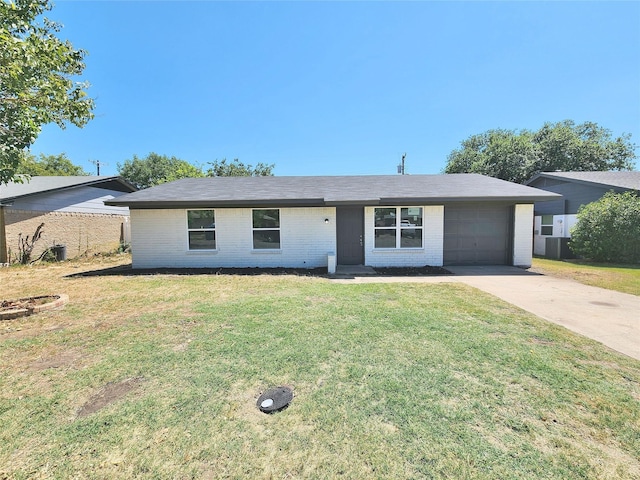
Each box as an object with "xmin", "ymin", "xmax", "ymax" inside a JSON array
[{"xmin": 336, "ymin": 206, "xmax": 364, "ymax": 265}]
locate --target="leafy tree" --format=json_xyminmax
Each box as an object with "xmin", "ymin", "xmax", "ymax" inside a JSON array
[
  {"xmin": 445, "ymin": 129, "xmax": 538, "ymax": 184},
  {"xmin": 207, "ymin": 158, "xmax": 274, "ymax": 177},
  {"xmin": 570, "ymin": 191, "xmax": 640, "ymax": 263},
  {"xmin": 117, "ymin": 155, "xmax": 276, "ymax": 189},
  {"xmin": 533, "ymin": 121, "xmax": 636, "ymax": 173},
  {"xmin": 445, "ymin": 121, "xmax": 636, "ymax": 184},
  {"xmin": 0, "ymin": 0, "xmax": 94, "ymax": 185},
  {"xmin": 18, "ymin": 152, "xmax": 87, "ymax": 175},
  {"xmin": 117, "ymin": 153, "xmax": 204, "ymax": 189}
]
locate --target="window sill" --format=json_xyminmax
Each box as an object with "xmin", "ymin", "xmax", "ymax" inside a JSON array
[
  {"xmin": 372, "ymin": 248, "xmax": 425, "ymax": 252},
  {"xmin": 186, "ymin": 249, "xmax": 218, "ymax": 255},
  {"xmin": 251, "ymin": 249, "xmax": 282, "ymax": 254}
]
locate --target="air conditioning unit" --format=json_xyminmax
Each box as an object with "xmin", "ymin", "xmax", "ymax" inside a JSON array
[{"xmin": 545, "ymin": 237, "xmax": 575, "ymax": 260}]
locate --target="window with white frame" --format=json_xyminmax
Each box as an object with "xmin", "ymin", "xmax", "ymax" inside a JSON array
[
  {"xmin": 374, "ymin": 207, "xmax": 423, "ymax": 248},
  {"xmin": 187, "ymin": 209, "xmax": 216, "ymax": 250},
  {"xmin": 540, "ymin": 215, "xmax": 553, "ymax": 236},
  {"xmin": 252, "ymin": 209, "xmax": 280, "ymax": 249}
]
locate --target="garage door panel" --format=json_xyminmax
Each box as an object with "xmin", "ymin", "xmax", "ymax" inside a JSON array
[
  {"xmin": 459, "ymin": 237, "xmax": 477, "ymax": 249},
  {"xmin": 478, "ymin": 210, "xmax": 503, "ymax": 221},
  {"xmin": 476, "ymin": 237, "xmax": 505, "ymax": 250},
  {"xmin": 444, "ymin": 204, "xmax": 512, "ymax": 265},
  {"xmin": 459, "ymin": 223, "xmax": 478, "ymax": 235},
  {"xmin": 477, "ymin": 224, "xmax": 498, "ymax": 235}
]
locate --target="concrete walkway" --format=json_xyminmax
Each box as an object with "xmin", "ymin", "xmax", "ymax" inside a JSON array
[{"xmin": 330, "ymin": 265, "xmax": 640, "ymax": 361}]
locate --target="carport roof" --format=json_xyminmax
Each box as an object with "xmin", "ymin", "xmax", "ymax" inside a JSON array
[
  {"xmin": 1, "ymin": 176, "xmax": 137, "ymax": 203},
  {"xmin": 105, "ymin": 173, "xmax": 561, "ymax": 208}
]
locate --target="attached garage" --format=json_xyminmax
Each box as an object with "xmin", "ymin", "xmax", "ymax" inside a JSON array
[{"xmin": 443, "ymin": 204, "xmax": 512, "ymax": 265}]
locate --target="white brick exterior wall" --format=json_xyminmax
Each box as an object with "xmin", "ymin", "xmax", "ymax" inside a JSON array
[
  {"xmin": 513, "ymin": 204, "xmax": 534, "ymax": 267},
  {"xmin": 364, "ymin": 205, "xmax": 444, "ymax": 267},
  {"xmin": 130, "ymin": 203, "xmax": 529, "ymax": 269},
  {"xmin": 130, "ymin": 207, "xmax": 336, "ymax": 269}
]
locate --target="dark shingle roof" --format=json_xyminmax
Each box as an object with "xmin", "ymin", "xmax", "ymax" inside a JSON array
[
  {"xmin": 0, "ymin": 176, "xmax": 137, "ymax": 203},
  {"xmin": 526, "ymin": 171, "xmax": 640, "ymax": 191},
  {"xmin": 105, "ymin": 174, "xmax": 560, "ymax": 208}
]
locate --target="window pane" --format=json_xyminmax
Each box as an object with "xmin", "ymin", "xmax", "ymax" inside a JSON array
[
  {"xmin": 375, "ymin": 229, "xmax": 396, "ymax": 248},
  {"xmin": 541, "ymin": 226, "xmax": 553, "ymax": 236},
  {"xmin": 253, "ymin": 230, "xmax": 280, "ymax": 249},
  {"xmin": 253, "ymin": 209, "xmax": 280, "ymax": 228},
  {"xmin": 374, "ymin": 208, "xmax": 396, "ymax": 227},
  {"xmin": 188, "ymin": 210, "xmax": 215, "ymax": 229},
  {"xmin": 189, "ymin": 231, "xmax": 216, "ymax": 249},
  {"xmin": 541, "ymin": 215, "xmax": 553, "ymax": 225},
  {"xmin": 401, "ymin": 228, "xmax": 422, "ymax": 248},
  {"xmin": 401, "ymin": 207, "xmax": 423, "ymax": 227}
]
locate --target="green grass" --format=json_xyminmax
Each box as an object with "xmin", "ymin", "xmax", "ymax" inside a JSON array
[
  {"xmin": 1, "ymin": 258, "xmax": 639, "ymax": 479},
  {"xmin": 531, "ymin": 257, "xmax": 640, "ymax": 295}
]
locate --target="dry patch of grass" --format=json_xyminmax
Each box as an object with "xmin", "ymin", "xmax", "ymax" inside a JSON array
[
  {"xmin": 530, "ymin": 258, "xmax": 640, "ymax": 295},
  {"xmin": 1, "ymin": 254, "xmax": 639, "ymax": 479}
]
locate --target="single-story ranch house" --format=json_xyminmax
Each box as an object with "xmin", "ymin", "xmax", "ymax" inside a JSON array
[
  {"xmin": 105, "ymin": 174, "xmax": 560, "ymax": 271},
  {"xmin": 1, "ymin": 176, "xmax": 136, "ymax": 263},
  {"xmin": 526, "ymin": 171, "xmax": 640, "ymax": 258}
]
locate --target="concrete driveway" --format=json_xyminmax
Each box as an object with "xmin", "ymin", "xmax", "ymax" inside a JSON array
[{"xmin": 331, "ymin": 265, "xmax": 640, "ymax": 361}]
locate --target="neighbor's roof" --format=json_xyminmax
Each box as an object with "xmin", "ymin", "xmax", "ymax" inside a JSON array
[
  {"xmin": 526, "ymin": 171, "xmax": 640, "ymax": 191},
  {"xmin": 105, "ymin": 174, "xmax": 560, "ymax": 209},
  {"xmin": 0, "ymin": 176, "xmax": 137, "ymax": 203}
]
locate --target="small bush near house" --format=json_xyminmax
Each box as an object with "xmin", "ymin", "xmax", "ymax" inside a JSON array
[{"xmin": 570, "ymin": 191, "xmax": 640, "ymax": 263}]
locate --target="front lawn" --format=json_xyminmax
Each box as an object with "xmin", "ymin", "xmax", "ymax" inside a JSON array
[
  {"xmin": 531, "ymin": 257, "xmax": 640, "ymax": 296},
  {"xmin": 1, "ymin": 256, "xmax": 639, "ymax": 479}
]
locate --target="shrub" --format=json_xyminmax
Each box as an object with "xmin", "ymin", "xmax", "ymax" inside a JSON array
[{"xmin": 570, "ymin": 191, "xmax": 640, "ymax": 263}]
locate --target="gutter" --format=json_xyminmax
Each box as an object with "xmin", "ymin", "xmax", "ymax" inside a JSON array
[{"xmin": 106, "ymin": 192, "xmax": 562, "ymax": 209}]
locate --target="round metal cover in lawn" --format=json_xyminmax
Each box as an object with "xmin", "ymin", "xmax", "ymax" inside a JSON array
[{"xmin": 257, "ymin": 386, "xmax": 293, "ymax": 413}]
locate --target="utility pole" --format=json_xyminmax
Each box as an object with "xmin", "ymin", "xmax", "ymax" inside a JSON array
[
  {"xmin": 89, "ymin": 159, "xmax": 107, "ymax": 175},
  {"xmin": 397, "ymin": 153, "xmax": 406, "ymax": 175}
]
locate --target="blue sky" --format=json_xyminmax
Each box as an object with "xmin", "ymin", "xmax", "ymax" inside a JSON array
[{"xmin": 31, "ymin": 1, "xmax": 640, "ymax": 177}]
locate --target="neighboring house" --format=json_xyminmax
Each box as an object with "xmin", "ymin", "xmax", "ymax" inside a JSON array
[
  {"xmin": 526, "ymin": 171, "xmax": 640, "ymax": 257},
  {"xmin": 0, "ymin": 176, "xmax": 137, "ymax": 263},
  {"xmin": 105, "ymin": 174, "xmax": 559, "ymax": 271}
]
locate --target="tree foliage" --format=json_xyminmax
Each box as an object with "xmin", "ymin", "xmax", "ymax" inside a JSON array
[
  {"xmin": 445, "ymin": 121, "xmax": 637, "ymax": 184},
  {"xmin": 570, "ymin": 191, "xmax": 640, "ymax": 263},
  {"xmin": 18, "ymin": 152, "xmax": 87, "ymax": 175},
  {"xmin": 0, "ymin": 0, "xmax": 94, "ymax": 185},
  {"xmin": 117, "ymin": 153, "xmax": 204, "ymax": 189},
  {"xmin": 206, "ymin": 158, "xmax": 275, "ymax": 177},
  {"xmin": 117, "ymin": 155, "xmax": 276, "ymax": 189}
]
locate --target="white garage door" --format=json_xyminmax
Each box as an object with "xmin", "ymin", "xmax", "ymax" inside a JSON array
[{"xmin": 443, "ymin": 204, "xmax": 512, "ymax": 265}]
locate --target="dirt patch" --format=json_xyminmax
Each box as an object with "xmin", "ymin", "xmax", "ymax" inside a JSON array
[
  {"xmin": 67, "ymin": 263, "xmax": 452, "ymax": 278},
  {"xmin": 68, "ymin": 264, "xmax": 328, "ymax": 278},
  {"xmin": 374, "ymin": 265, "xmax": 452, "ymax": 276},
  {"xmin": 76, "ymin": 377, "xmax": 145, "ymax": 418},
  {"xmin": 1, "ymin": 297, "xmax": 52, "ymax": 310},
  {"xmin": 28, "ymin": 348, "xmax": 86, "ymax": 372}
]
